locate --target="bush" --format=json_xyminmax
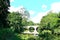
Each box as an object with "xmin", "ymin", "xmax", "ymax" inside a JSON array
[
  {"xmin": 0, "ymin": 28, "xmax": 22, "ymax": 40},
  {"xmin": 27, "ymin": 37, "xmax": 36, "ymax": 40}
]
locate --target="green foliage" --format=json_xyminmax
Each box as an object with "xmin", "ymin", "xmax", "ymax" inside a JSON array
[
  {"xmin": 40, "ymin": 13, "xmax": 58, "ymax": 28},
  {"xmin": 27, "ymin": 37, "xmax": 36, "ymax": 40},
  {"xmin": 38, "ymin": 12, "xmax": 60, "ymax": 40},
  {"xmin": 22, "ymin": 18, "xmax": 28, "ymax": 26},
  {"xmin": 20, "ymin": 34, "xmax": 34, "ymax": 40},
  {"xmin": 27, "ymin": 21, "xmax": 35, "ymax": 26},
  {"xmin": 22, "ymin": 18, "xmax": 34, "ymax": 26},
  {"xmin": 7, "ymin": 12, "xmax": 23, "ymax": 33},
  {"xmin": 27, "ymin": 36, "xmax": 40, "ymax": 40},
  {"xmin": 0, "ymin": 28, "xmax": 22, "ymax": 40}
]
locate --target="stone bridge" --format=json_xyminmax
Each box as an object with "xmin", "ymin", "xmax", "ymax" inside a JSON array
[{"xmin": 23, "ymin": 25, "xmax": 39, "ymax": 36}]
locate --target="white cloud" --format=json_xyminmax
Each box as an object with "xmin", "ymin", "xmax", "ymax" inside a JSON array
[
  {"xmin": 8, "ymin": 6, "xmax": 24, "ymax": 12},
  {"xmin": 31, "ymin": 13, "xmax": 43, "ymax": 23},
  {"xmin": 29, "ymin": 10, "xmax": 35, "ymax": 15},
  {"xmin": 42, "ymin": 4, "xmax": 47, "ymax": 10},
  {"xmin": 51, "ymin": 2, "xmax": 60, "ymax": 13},
  {"xmin": 10, "ymin": 0, "xmax": 14, "ymax": 2},
  {"xmin": 8, "ymin": 6, "xmax": 17, "ymax": 12},
  {"xmin": 31, "ymin": 10, "xmax": 50, "ymax": 23}
]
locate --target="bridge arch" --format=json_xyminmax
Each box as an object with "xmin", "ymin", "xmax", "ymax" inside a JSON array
[{"xmin": 23, "ymin": 25, "xmax": 39, "ymax": 36}]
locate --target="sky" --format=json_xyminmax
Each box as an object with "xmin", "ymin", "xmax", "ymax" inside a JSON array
[{"xmin": 10, "ymin": 0, "xmax": 60, "ymax": 23}]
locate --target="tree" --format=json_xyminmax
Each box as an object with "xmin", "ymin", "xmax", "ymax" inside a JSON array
[
  {"xmin": 22, "ymin": 18, "xmax": 28, "ymax": 26},
  {"xmin": 27, "ymin": 21, "xmax": 34, "ymax": 26},
  {"xmin": 7, "ymin": 12, "xmax": 23, "ymax": 33},
  {"xmin": 19, "ymin": 7, "xmax": 30, "ymax": 26},
  {"xmin": 38, "ymin": 12, "xmax": 60, "ymax": 40},
  {"xmin": 0, "ymin": 0, "xmax": 10, "ymax": 28}
]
